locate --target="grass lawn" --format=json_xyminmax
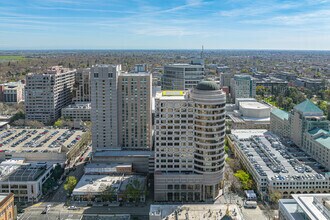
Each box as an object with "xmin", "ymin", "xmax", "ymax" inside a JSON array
[{"xmin": 0, "ymin": 55, "xmax": 26, "ymax": 61}]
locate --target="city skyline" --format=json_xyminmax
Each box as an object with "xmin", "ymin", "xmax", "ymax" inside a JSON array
[{"xmin": 1, "ymin": 0, "xmax": 330, "ymax": 50}]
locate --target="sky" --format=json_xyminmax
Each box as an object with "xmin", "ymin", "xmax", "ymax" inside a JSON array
[{"xmin": 0, "ymin": 0, "xmax": 330, "ymax": 50}]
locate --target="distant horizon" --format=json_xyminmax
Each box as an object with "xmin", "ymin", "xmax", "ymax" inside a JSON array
[{"xmin": 1, "ymin": 48, "xmax": 330, "ymax": 52}]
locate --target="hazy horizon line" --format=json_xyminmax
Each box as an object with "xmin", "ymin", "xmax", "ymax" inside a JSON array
[{"xmin": 1, "ymin": 48, "xmax": 330, "ymax": 52}]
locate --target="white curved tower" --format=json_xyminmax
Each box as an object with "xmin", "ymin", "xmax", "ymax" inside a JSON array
[
  {"xmin": 191, "ymin": 81, "xmax": 226, "ymax": 200},
  {"xmin": 154, "ymin": 80, "xmax": 226, "ymax": 202}
]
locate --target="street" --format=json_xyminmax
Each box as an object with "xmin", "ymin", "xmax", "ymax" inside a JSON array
[{"xmin": 47, "ymin": 147, "xmax": 91, "ymax": 203}]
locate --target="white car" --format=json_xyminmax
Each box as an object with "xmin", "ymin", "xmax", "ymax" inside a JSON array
[{"xmin": 67, "ymin": 206, "xmax": 78, "ymax": 210}]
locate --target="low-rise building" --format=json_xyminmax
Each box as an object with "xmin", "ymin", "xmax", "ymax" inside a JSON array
[
  {"xmin": 72, "ymin": 174, "xmax": 147, "ymax": 203},
  {"xmin": 279, "ymin": 193, "xmax": 330, "ymax": 220},
  {"xmin": 0, "ymin": 81, "xmax": 25, "ymax": 103},
  {"xmin": 227, "ymin": 98, "xmax": 272, "ymax": 129},
  {"xmin": 92, "ymin": 150, "xmax": 154, "ymax": 174},
  {"xmin": 294, "ymin": 77, "xmax": 326, "ymax": 91},
  {"xmin": 255, "ymin": 77, "xmax": 288, "ymax": 95},
  {"xmin": 62, "ymin": 102, "xmax": 91, "ymax": 121},
  {"xmin": 0, "ymin": 159, "xmax": 54, "ymax": 203},
  {"xmin": 0, "ymin": 193, "xmax": 15, "ymax": 220},
  {"xmin": 227, "ymin": 130, "xmax": 330, "ymax": 201}
]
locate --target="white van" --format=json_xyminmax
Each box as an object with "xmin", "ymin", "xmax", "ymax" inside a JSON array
[{"xmin": 244, "ymin": 200, "xmax": 257, "ymax": 208}]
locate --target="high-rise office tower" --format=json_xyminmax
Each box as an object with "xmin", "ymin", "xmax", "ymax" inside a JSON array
[
  {"xmin": 91, "ymin": 64, "xmax": 152, "ymax": 151},
  {"xmin": 154, "ymin": 80, "xmax": 226, "ymax": 202},
  {"xmin": 230, "ymin": 75, "xmax": 256, "ymax": 102},
  {"xmin": 25, "ymin": 66, "xmax": 76, "ymax": 124},
  {"xmin": 161, "ymin": 60, "xmax": 204, "ymax": 90}
]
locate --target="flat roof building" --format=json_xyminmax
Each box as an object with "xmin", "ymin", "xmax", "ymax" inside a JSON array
[
  {"xmin": 227, "ymin": 98, "xmax": 272, "ymax": 129},
  {"xmin": 279, "ymin": 194, "xmax": 330, "ymax": 220},
  {"xmin": 0, "ymin": 81, "xmax": 25, "ymax": 104},
  {"xmin": 72, "ymin": 174, "xmax": 147, "ymax": 203},
  {"xmin": 91, "ymin": 64, "xmax": 152, "ymax": 151},
  {"xmin": 227, "ymin": 130, "xmax": 330, "ymax": 201},
  {"xmin": 161, "ymin": 62, "xmax": 205, "ymax": 90},
  {"xmin": 230, "ymin": 75, "xmax": 256, "ymax": 103},
  {"xmin": 62, "ymin": 102, "xmax": 91, "ymax": 121},
  {"xmin": 0, "ymin": 193, "xmax": 15, "ymax": 220},
  {"xmin": 0, "ymin": 159, "xmax": 55, "ymax": 202},
  {"xmin": 25, "ymin": 66, "xmax": 76, "ymax": 124},
  {"xmin": 149, "ymin": 204, "xmax": 243, "ymax": 220},
  {"xmin": 0, "ymin": 128, "xmax": 85, "ymax": 162}
]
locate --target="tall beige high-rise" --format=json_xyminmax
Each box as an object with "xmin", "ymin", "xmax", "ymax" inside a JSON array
[
  {"xmin": 118, "ymin": 72, "xmax": 152, "ymax": 150},
  {"xmin": 91, "ymin": 64, "xmax": 152, "ymax": 151}
]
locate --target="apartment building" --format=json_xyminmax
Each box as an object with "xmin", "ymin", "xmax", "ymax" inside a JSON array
[
  {"xmin": 161, "ymin": 61, "xmax": 204, "ymax": 90},
  {"xmin": 91, "ymin": 64, "xmax": 120, "ymax": 150},
  {"xmin": 230, "ymin": 75, "xmax": 256, "ymax": 102},
  {"xmin": 154, "ymin": 80, "xmax": 226, "ymax": 202},
  {"xmin": 73, "ymin": 68, "xmax": 91, "ymax": 102},
  {"xmin": 118, "ymin": 72, "xmax": 152, "ymax": 150},
  {"xmin": 91, "ymin": 64, "xmax": 152, "ymax": 151},
  {"xmin": 25, "ymin": 66, "xmax": 76, "ymax": 124}
]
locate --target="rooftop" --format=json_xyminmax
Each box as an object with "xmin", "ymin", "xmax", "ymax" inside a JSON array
[
  {"xmin": 149, "ymin": 204, "xmax": 243, "ymax": 220},
  {"xmin": 309, "ymin": 129, "xmax": 330, "ymax": 149},
  {"xmin": 72, "ymin": 174, "xmax": 146, "ymax": 196},
  {"xmin": 230, "ymin": 130, "xmax": 325, "ymax": 181},
  {"xmin": 0, "ymin": 159, "xmax": 53, "ymax": 182},
  {"xmin": 196, "ymin": 80, "xmax": 220, "ymax": 91},
  {"xmin": 271, "ymin": 108, "xmax": 289, "ymax": 120},
  {"xmin": 294, "ymin": 100, "xmax": 324, "ymax": 115},
  {"xmin": 280, "ymin": 194, "xmax": 330, "ymax": 220},
  {"xmin": 93, "ymin": 150, "xmax": 154, "ymax": 158},
  {"xmin": 63, "ymin": 102, "xmax": 91, "ymax": 109},
  {"xmin": 85, "ymin": 163, "xmax": 132, "ymax": 174},
  {"xmin": 239, "ymin": 101, "xmax": 270, "ymax": 110},
  {"xmin": 155, "ymin": 91, "xmax": 187, "ymax": 101},
  {"xmin": 234, "ymin": 74, "xmax": 254, "ymax": 80},
  {"xmin": 165, "ymin": 63, "xmax": 203, "ymax": 67},
  {"xmin": 0, "ymin": 128, "xmax": 84, "ymax": 154}
]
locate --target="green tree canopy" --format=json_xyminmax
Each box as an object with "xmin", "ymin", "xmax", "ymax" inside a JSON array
[
  {"xmin": 64, "ymin": 176, "xmax": 78, "ymax": 194},
  {"xmin": 234, "ymin": 170, "xmax": 254, "ymax": 190}
]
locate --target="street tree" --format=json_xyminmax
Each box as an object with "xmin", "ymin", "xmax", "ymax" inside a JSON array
[{"xmin": 64, "ymin": 176, "xmax": 78, "ymax": 194}]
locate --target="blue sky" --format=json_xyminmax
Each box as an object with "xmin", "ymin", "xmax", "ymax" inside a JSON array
[{"xmin": 0, "ymin": 0, "xmax": 330, "ymax": 50}]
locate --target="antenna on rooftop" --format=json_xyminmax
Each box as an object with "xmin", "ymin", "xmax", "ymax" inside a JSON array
[{"xmin": 201, "ymin": 45, "xmax": 204, "ymax": 59}]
